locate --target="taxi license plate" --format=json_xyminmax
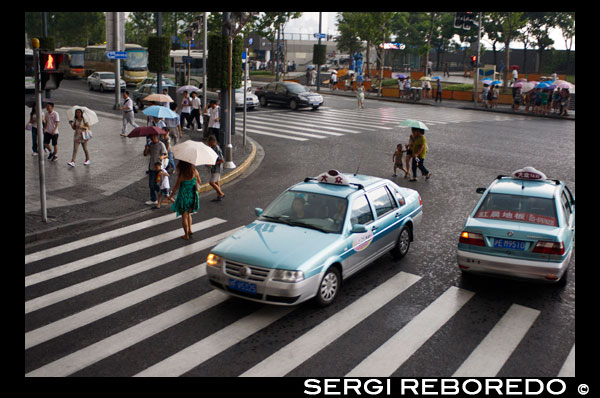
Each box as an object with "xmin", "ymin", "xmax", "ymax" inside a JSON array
[
  {"xmin": 493, "ymin": 238, "xmax": 526, "ymax": 251},
  {"xmin": 228, "ymin": 279, "xmax": 257, "ymax": 294}
]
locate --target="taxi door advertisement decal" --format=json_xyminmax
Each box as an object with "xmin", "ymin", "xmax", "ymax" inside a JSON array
[{"xmin": 353, "ymin": 230, "xmax": 374, "ymax": 252}]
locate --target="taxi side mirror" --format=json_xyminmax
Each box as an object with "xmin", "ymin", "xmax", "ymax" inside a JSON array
[
  {"xmin": 476, "ymin": 188, "xmax": 486, "ymax": 194},
  {"xmin": 351, "ymin": 224, "xmax": 367, "ymax": 233},
  {"xmin": 255, "ymin": 208, "xmax": 263, "ymax": 217}
]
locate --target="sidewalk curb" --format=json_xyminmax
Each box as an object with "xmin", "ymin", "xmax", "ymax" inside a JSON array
[{"xmin": 25, "ymin": 138, "xmax": 259, "ymax": 246}]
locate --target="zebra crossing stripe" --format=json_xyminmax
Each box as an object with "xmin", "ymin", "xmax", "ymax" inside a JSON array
[
  {"xmin": 25, "ymin": 264, "xmax": 207, "ymax": 350},
  {"xmin": 245, "ymin": 128, "xmax": 308, "ymax": 141},
  {"xmin": 258, "ymin": 113, "xmax": 366, "ymax": 134},
  {"xmin": 452, "ymin": 304, "xmax": 540, "ymax": 377},
  {"xmin": 347, "ymin": 286, "xmax": 474, "ymax": 377},
  {"xmin": 25, "ymin": 214, "xmax": 177, "ymax": 265},
  {"xmin": 25, "ymin": 290, "xmax": 229, "ymax": 377},
  {"xmin": 25, "ymin": 227, "xmax": 242, "ymax": 314},
  {"xmin": 240, "ymin": 119, "xmax": 335, "ymax": 138},
  {"xmin": 240, "ymin": 271, "xmax": 421, "ymax": 377},
  {"xmin": 238, "ymin": 114, "xmax": 352, "ymax": 135},
  {"xmin": 135, "ymin": 305, "xmax": 296, "ymax": 377},
  {"xmin": 24, "ymin": 217, "xmax": 226, "ymax": 288},
  {"xmin": 557, "ymin": 344, "xmax": 575, "ymax": 377},
  {"xmin": 298, "ymin": 112, "xmax": 394, "ymax": 130}
]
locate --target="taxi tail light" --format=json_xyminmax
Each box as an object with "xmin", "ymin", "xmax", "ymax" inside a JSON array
[
  {"xmin": 533, "ymin": 241, "xmax": 565, "ymax": 255},
  {"xmin": 418, "ymin": 195, "xmax": 422, "ymax": 206},
  {"xmin": 459, "ymin": 231, "xmax": 486, "ymax": 247}
]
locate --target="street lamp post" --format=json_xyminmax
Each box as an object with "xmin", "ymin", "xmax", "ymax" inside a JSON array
[{"xmin": 32, "ymin": 38, "xmax": 47, "ymax": 223}]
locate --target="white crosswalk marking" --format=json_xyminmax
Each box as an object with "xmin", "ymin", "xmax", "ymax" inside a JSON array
[
  {"xmin": 240, "ymin": 271, "xmax": 421, "ymax": 377},
  {"xmin": 452, "ymin": 304, "xmax": 540, "ymax": 377},
  {"xmin": 25, "ymin": 214, "xmax": 177, "ymax": 264},
  {"xmin": 25, "ymin": 264, "xmax": 207, "ymax": 350},
  {"xmin": 135, "ymin": 305, "xmax": 296, "ymax": 377},
  {"xmin": 557, "ymin": 344, "xmax": 575, "ymax": 377},
  {"xmin": 347, "ymin": 286, "xmax": 474, "ymax": 377},
  {"xmin": 25, "ymin": 217, "xmax": 226, "ymax": 287},
  {"xmin": 26, "ymin": 290, "xmax": 229, "ymax": 377},
  {"xmin": 25, "ymin": 227, "xmax": 241, "ymax": 314}
]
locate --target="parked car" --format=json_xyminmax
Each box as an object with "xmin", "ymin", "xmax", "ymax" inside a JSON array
[
  {"xmin": 133, "ymin": 82, "xmax": 176, "ymax": 110},
  {"xmin": 206, "ymin": 170, "xmax": 423, "ymax": 306},
  {"xmin": 87, "ymin": 72, "xmax": 126, "ymax": 92},
  {"xmin": 457, "ymin": 167, "xmax": 575, "ymax": 285},
  {"xmin": 256, "ymin": 81, "xmax": 323, "ymax": 110},
  {"xmin": 135, "ymin": 77, "xmax": 176, "ymax": 89}
]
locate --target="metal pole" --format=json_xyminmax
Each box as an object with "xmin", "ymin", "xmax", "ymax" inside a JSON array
[
  {"xmin": 224, "ymin": 34, "xmax": 235, "ymax": 169},
  {"xmin": 243, "ymin": 46, "xmax": 248, "ymax": 148},
  {"xmin": 33, "ymin": 46, "xmax": 47, "ymax": 223},
  {"xmin": 42, "ymin": 12, "xmax": 51, "ymax": 100},
  {"xmin": 275, "ymin": 25, "xmax": 280, "ymax": 81},
  {"xmin": 474, "ymin": 12, "xmax": 482, "ymax": 107},
  {"xmin": 203, "ymin": 12, "xmax": 207, "ymax": 112},
  {"xmin": 113, "ymin": 12, "xmax": 121, "ymax": 110},
  {"xmin": 157, "ymin": 12, "xmax": 163, "ymax": 94},
  {"xmin": 187, "ymin": 37, "xmax": 191, "ymax": 85},
  {"xmin": 317, "ymin": 12, "xmax": 322, "ymax": 92}
]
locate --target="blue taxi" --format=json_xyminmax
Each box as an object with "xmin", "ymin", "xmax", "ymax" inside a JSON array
[
  {"xmin": 206, "ymin": 170, "xmax": 423, "ymax": 306},
  {"xmin": 457, "ymin": 167, "xmax": 575, "ymax": 284}
]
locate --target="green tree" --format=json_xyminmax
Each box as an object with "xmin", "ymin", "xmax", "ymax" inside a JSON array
[
  {"xmin": 526, "ymin": 12, "xmax": 557, "ymax": 73},
  {"xmin": 251, "ymin": 12, "xmax": 302, "ymax": 74},
  {"xmin": 489, "ymin": 12, "xmax": 527, "ymax": 88},
  {"xmin": 555, "ymin": 12, "xmax": 575, "ymax": 74}
]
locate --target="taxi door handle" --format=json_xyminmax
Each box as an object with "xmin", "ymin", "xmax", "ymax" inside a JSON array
[
  {"xmin": 395, "ymin": 213, "xmax": 402, "ymax": 219},
  {"xmin": 371, "ymin": 225, "xmax": 379, "ymax": 231}
]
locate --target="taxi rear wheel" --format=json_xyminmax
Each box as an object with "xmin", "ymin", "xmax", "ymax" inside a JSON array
[
  {"xmin": 391, "ymin": 226, "xmax": 411, "ymax": 259},
  {"xmin": 315, "ymin": 267, "xmax": 341, "ymax": 307}
]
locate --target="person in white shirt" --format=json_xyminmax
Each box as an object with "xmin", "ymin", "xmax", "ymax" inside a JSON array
[
  {"xmin": 207, "ymin": 100, "xmax": 222, "ymax": 148},
  {"xmin": 512, "ymin": 68, "xmax": 518, "ymax": 85},
  {"xmin": 43, "ymin": 102, "xmax": 60, "ymax": 161},
  {"xmin": 190, "ymin": 91, "xmax": 202, "ymax": 131},
  {"xmin": 118, "ymin": 91, "xmax": 139, "ymax": 137},
  {"xmin": 180, "ymin": 91, "xmax": 193, "ymax": 129}
]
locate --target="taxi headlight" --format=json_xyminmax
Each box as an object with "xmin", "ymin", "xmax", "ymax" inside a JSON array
[
  {"xmin": 272, "ymin": 269, "xmax": 304, "ymax": 283},
  {"xmin": 207, "ymin": 253, "xmax": 224, "ymax": 268}
]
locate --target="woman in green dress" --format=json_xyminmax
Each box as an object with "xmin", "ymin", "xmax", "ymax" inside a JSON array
[{"xmin": 168, "ymin": 160, "xmax": 201, "ymax": 240}]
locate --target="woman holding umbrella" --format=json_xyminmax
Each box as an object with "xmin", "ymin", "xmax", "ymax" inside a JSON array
[
  {"xmin": 168, "ymin": 160, "xmax": 201, "ymax": 240},
  {"xmin": 67, "ymin": 108, "xmax": 93, "ymax": 167}
]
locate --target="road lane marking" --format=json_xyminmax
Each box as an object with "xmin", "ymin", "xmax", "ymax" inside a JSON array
[
  {"xmin": 245, "ymin": 128, "xmax": 308, "ymax": 141},
  {"xmin": 25, "ymin": 218, "xmax": 226, "ymax": 287},
  {"xmin": 25, "ymin": 264, "xmax": 207, "ymax": 350},
  {"xmin": 236, "ymin": 115, "xmax": 347, "ymax": 135},
  {"xmin": 25, "ymin": 290, "xmax": 229, "ymax": 377},
  {"xmin": 240, "ymin": 271, "xmax": 421, "ymax": 377},
  {"xmin": 452, "ymin": 303, "xmax": 540, "ymax": 377},
  {"xmin": 134, "ymin": 305, "xmax": 296, "ymax": 377},
  {"xmin": 26, "ymin": 214, "xmax": 179, "ymax": 264},
  {"xmin": 557, "ymin": 344, "xmax": 575, "ymax": 377},
  {"xmin": 347, "ymin": 286, "xmax": 474, "ymax": 377},
  {"xmin": 25, "ymin": 227, "xmax": 241, "ymax": 314}
]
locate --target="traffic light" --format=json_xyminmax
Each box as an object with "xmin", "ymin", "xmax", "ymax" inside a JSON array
[
  {"xmin": 39, "ymin": 52, "xmax": 64, "ymax": 90},
  {"xmin": 471, "ymin": 55, "xmax": 477, "ymax": 67}
]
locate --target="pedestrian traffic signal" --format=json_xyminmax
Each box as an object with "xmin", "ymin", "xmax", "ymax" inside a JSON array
[
  {"xmin": 39, "ymin": 52, "xmax": 65, "ymax": 90},
  {"xmin": 471, "ymin": 55, "xmax": 477, "ymax": 67}
]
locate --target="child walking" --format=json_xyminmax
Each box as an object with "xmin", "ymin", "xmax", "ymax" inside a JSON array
[
  {"xmin": 168, "ymin": 160, "xmax": 201, "ymax": 240},
  {"xmin": 392, "ymin": 144, "xmax": 408, "ymax": 177},
  {"xmin": 155, "ymin": 162, "xmax": 174, "ymax": 209}
]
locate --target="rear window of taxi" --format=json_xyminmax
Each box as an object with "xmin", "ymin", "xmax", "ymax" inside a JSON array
[{"xmin": 474, "ymin": 193, "xmax": 558, "ymax": 227}]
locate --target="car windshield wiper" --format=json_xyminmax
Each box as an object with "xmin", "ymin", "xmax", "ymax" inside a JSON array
[
  {"xmin": 260, "ymin": 215, "xmax": 292, "ymax": 225},
  {"xmin": 285, "ymin": 220, "xmax": 330, "ymax": 233}
]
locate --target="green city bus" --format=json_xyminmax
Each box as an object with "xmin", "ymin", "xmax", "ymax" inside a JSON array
[{"xmin": 84, "ymin": 43, "xmax": 148, "ymax": 85}]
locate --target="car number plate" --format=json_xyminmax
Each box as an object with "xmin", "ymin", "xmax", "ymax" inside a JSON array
[
  {"xmin": 493, "ymin": 238, "xmax": 526, "ymax": 251},
  {"xmin": 228, "ymin": 278, "xmax": 257, "ymax": 294}
]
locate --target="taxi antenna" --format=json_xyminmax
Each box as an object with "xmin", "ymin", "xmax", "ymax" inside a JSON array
[{"xmin": 354, "ymin": 155, "xmax": 363, "ymax": 176}]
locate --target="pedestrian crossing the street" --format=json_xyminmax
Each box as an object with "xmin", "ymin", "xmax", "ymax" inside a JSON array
[
  {"xmin": 25, "ymin": 213, "xmax": 574, "ymax": 377},
  {"xmin": 235, "ymin": 106, "xmax": 525, "ymax": 143}
]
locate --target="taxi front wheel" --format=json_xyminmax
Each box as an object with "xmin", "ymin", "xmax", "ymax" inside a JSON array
[{"xmin": 315, "ymin": 267, "xmax": 341, "ymax": 307}]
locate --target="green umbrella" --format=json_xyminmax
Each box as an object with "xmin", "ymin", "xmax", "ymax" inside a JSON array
[{"xmin": 398, "ymin": 119, "xmax": 429, "ymax": 131}]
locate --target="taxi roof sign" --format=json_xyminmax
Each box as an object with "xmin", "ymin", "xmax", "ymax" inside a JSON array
[
  {"xmin": 316, "ymin": 170, "xmax": 350, "ymax": 186},
  {"xmin": 511, "ymin": 167, "xmax": 547, "ymax": 181}
]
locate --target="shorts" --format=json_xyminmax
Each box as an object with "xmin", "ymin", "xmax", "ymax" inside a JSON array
[
  {"xmin": 406, "ymin": 149, "xmax": 413, "ymax": 156},
  {"xmin": 43, "ymin": 132, "xmax": 59, "ymax": 146},
  {"xmin": 210, "ymin": 173, "xmax": 221, "ymax": 183},
  {"xmin": 160, "ymin": 188, "xmax": 170, "ymax": 196}
]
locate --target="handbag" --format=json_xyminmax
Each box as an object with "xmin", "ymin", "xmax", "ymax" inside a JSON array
[
  {"xmin": 25, "ymin": 123, "xmax": 32, "ymax": 131},
  {"xmin": 82, "ymin": 130, "xmax": 93, "ymax": 141}
]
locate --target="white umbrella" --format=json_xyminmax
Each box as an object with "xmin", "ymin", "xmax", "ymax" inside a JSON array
[
  {"xmin": 172, "ymin": 140, "xmax": 218, "ymax": 166},
  {"xmin": 520, "ymin": 82, "xmax": 537, "ymax": 93},
  {"xmin": 177, "ymin": 85, "xmax": 200, "ymax": 94},
  {"xmin": 66, "ymin": 106, "xmax": 99, "ymax": 126}
]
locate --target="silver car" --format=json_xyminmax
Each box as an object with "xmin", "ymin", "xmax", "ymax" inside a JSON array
[{"xmin": 87, "ymin": 72, "xmax": 126, "ymax": 92}]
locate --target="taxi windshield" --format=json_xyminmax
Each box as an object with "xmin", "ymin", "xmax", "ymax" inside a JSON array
[
  {"xmin": 260, "ymin": 191, "xmax": 348, "ymax": 233},
  {"xmin": 475, "ymin": 193, "xmax": 558, "ymax": 227}
]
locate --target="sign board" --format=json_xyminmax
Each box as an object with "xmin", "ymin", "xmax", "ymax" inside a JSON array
[
  {"xmin": 379, "ymin": 43, "xmax": 405, "ymax": 50},
  {"xmin": 242, "ymin": 51, "xmax": 246, "ymax": 60},
  {"xmin": 182, "ymin": 56, "xmax": 193, "ymax": 64},
  {"xmin": 313, "ymin": 33, "xmax": 327, "ymax": 39},
  {"xmin": 106, "ymin": 51, "xmax": 127, "ymax": 60}
]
